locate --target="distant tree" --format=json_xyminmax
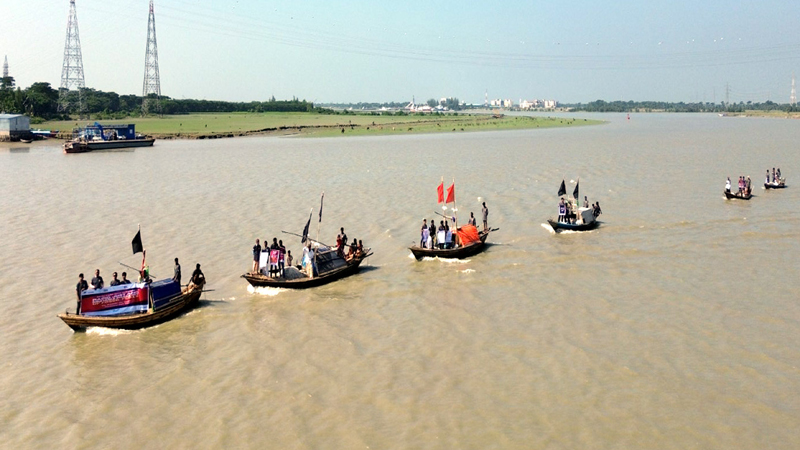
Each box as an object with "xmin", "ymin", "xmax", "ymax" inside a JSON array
[{"xmin": 426, "ymin": 98, "xmax": 437, "ymax": 108}]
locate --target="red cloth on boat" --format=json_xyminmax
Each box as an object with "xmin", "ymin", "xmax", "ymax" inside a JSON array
[{"xmin": 457, "ymin": 225, "xmax": 480, "ymax": 245}]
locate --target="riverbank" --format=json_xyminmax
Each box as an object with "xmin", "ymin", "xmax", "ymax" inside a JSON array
[{"xmin": 38, "ymin": 112, "xmax": 602, "ymax": 140}]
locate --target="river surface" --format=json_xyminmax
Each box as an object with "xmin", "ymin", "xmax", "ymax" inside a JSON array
[{"xmin": 1, "ymin": 113, "xmax": 799, "ymax": 449}]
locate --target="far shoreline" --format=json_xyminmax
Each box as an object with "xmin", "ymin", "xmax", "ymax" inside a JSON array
[{"xmin": 36, "ymin": 112, "xmax": 604, "ymax": 141}]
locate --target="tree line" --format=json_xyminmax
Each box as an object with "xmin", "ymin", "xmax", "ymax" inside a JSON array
[
  {"xmin": 568, "ymin": 100, "xmax": 800, "ymax": 113},
  {"xmin": 0, "ymin": 77, "xmax": 327, "ymax": 121}
]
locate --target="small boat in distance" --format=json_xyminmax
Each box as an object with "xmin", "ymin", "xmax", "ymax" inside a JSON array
[
  {"xmin": 409, "ymin": 227, "xmax": 494, "ymax": 260},
  {"xmin": 242, "ymin": 246, "xmax": 371, "ymax": 289},
  {"xmin": 764, "ymin": 177, "xmax": 787, "ymax": 189},
  {"xmin": 724, "ymin": 190, "xmax": 753, "ymax": 200},
  {"xmin": 242, "ymin": 193, "xmax": 373, "ymax": 290},
  {"xmin": 63, "ymin": 122, "xmax": 155, "ymax": 153},
  {"xmin": 409, "ymin": 177, "xmax": 496, "ymax": 260},
  {"xmin": 548, "ymin": 178, "xmax": 602, "ymax": 232}
]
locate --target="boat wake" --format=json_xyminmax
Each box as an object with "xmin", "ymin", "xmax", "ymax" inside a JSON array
[
  {"xmin": 460, "ymin": 268, "xmax": 475, "ymax": 274},
  {"xmin": 541, "ymin": 223, "xmax": 556, "ymax": 234},
  {"xmin": 86, "ymin": 327, "xmax": 136, "ymax": 336},
  {"xmin": 247, "ymin": 285, "xmax": 284, "ymax": 296}
]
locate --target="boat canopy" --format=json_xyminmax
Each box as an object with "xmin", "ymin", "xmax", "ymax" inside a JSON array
[
  {"xmin": 456, "ymin": 224, "xmax": 481, "ymax": 245},
  {"xmin": 315, "ymin": 249, "xmax": 348, "ymax": 274},
  {"xmin": 73, "ymin": 123, "xmax": 137, "ymax": 141}
]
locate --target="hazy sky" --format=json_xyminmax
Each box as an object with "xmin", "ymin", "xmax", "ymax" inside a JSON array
[{"xmin": 3, "ymin": 0, "xmax": 800, "ymax": 104}]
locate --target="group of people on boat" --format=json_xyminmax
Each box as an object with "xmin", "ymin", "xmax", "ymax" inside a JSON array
[
  {"xmin": 420, "ymin": 218, "xmax": 457, "ymax": 249},
  {"xmin": 251, "ymin": 228, "xmax": 366, "ymax": 280},
  {"xmin": 766, "ymin": 167, "xmax": 784, "ymax": 186},
  {"xmin": 558, "ymin": 196, "xmax": 601, "ymax": 224},
  {"xmin": 726, "ymin": 176, "xmax": 752, "ymax": 197},
  {"xmin": 417, "ymin": 203, "xmax": 489, "ymax": 250},
  {"xmin": 335, "ymin": 227, "xmax": 366, "ymax": 262},
  {"xmin": 75, "ymin": 260, "xmax": 204, "ymax": 314},
  {"xmin": 251, "ymin": 238, "xmax": 292, "ymax": 278}
]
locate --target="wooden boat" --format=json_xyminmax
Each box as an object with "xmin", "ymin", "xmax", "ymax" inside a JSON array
[
  {"xmin": 547, "ymin": 218, "xmax": 600, "ymax": 232},
  {"xmin": 764, "ymin": 181, "xmax": 787, "ymax": 189},
  {"xmin": 409, "ymin": 228, "xmax": 494, "ymax": 260},
  {"xmin": 725, "ymin": 190, "xmax": 753, "ymax": 200},
  {"xmin": 58, "ymin": 281, "xmax": 204, "ymax": 331},
  {"xmin": 242, "ymin": 247, "xmax": 372, "ymax": 289}
]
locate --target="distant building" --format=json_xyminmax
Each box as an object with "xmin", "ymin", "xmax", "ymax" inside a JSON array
[
  {"xmin": 519, "ymin": 99, "xmax": 541, "ymax": 110},
  {"xmin": 544, "ymin": 100, "xmax": 558, "ymax": 109},
  {"xmin": 0, "ymin": 114, "xmax": 31, "ymax": 141}
]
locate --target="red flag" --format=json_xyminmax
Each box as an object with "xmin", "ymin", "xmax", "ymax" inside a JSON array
[
  {"xmin": 445, "ymin": 183, "xmax": 455, "ymax": 203},
  {"xmin": 437, "ymin": 182, "xmax": 444, "ymax": 204}
]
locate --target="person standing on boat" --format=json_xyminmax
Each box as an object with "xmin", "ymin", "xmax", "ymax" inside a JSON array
[
  {"xmin": 468, "ymin": 212, "xmax": 477, "ymax": 227},
  {"xmin": 772, "ymin": 168, "xmax": 776, "ymax": 183},
  {"xmin": 340, "ymin": 228, "xmax": 348, "ymax": 250},
  {"xmin": 120, "ymin": 272, "xmax": 131, "ymax": 284},
  {"xmin": 336, "ymin": 234, "xmax": 344, "ymax": 256},
  {"xmin": 110, "ymin": 272, "xmax": 121, "ymax": 286},
  {"xmin": 726, "ymin": 177, "xmax": 731, "ymax": 193},
  {"xmin": 766, "ymin": 170, "xmax": 770, "ymax": 185},
  {"xmin": 558, "ymin": 198, "xmax": 566, "ymax": 223},
  {"xmin": 252, "ymin": 239, "xmax": 261, "ymax": 274},
  {"xmin": 583, "ymin": 196, "xmax": 589, "ymax": 208},
  {"xmin": 173, "ymin": 258, "xmax": 181, "ymax": 285},
  {"xmin": 302, "ymin": 243, "xmax": 314, "ymax": 278},
  {"xmin": 594, "ymin": 202, "xmax": 602, "ymax": 218},
  {"xmin": 777, "ymin": 168, "xmax": 781, "ymax": 180},
  {"xmin": 420, "ymin": 219, "xmax": 428, "ymax": 247},
  {"xmin": 90, "ymin": 269, "xmax": 104, "ymax": 290},
  {"xmin": 278, "ymin": 240, "xmax": 286, "ymax": 277},
  {"xmin": 746, "ymin": 176, "xmax": 751, "ymax": 196},
  {"xmin": 482, "ymin": 202, "xmax": 489, "ymax": 232},
  {"xmin": 286, "ymin": 250, "xmax": 293, "ymax": 268},
  {"xmin": 76, "ymin": 274, "xmax": 88, "ymax": 314},
  {"xmin": 429, "ymin": 220, "xmax": 437, "ymax": 248}
]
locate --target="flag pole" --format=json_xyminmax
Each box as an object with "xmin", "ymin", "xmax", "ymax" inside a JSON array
[
  {"xmin": 452, "ymin": 177, "xmax": 458, "ymax": 229},
  {"xmin": 314, "ymin": 192, "xmax": 323, "ymax": 277}
]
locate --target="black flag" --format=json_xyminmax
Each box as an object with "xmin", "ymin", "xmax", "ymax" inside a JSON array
[
  {"xmin": 557, "ymin": 180, "xmax": 566, "ymax": 196},
  {"xmin": 301, "ymin": 211, "xmax": 312, "ymax": 243},
  {"xmin": 319, "ymin": 193, "xmax": 324, "ymax": 223},
  {"xmin": 131, "ymin": 230, "xmax": 143, "ymax": 254},
  {"xmin": 573, "ymin": 180, "xmax": 579, "ymax": 199}
]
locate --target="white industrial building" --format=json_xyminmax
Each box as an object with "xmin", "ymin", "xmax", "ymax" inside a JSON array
[{"xmin": 0, "ymin": 114, "xmax": 31, "ymax": 141}]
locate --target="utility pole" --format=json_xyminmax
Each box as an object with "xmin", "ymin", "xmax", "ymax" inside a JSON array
[
  {"xmin": 2, "ymin": 56, "xmax": 8, "ymax": 79},
  {"xmin": 791, "ymin": 72, "xmax": 796, "ymax": 106},
  {"xmin": 58, "ymin": 0, "xmax": 86, "ymax": 116},
  {"xmin": 484, "ymin": 89, "xmax": 488, "ymax": 107},
  {"xmin": 142, "ymin": 0, "xmax": 162, "ymax": 115},
  {"xmin": 725, "ymin": 82, "xmax": 730, "ymax": 106}
]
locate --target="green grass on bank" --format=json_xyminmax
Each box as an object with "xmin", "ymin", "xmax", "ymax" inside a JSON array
[{"xmin": 38, "ymin": 112, "xmax": 603, "ymax": 138}]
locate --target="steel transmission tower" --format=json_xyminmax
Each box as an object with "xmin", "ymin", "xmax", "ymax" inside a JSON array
[
  {"xmin": 142, "ymin": 0, "xmax": 162, "ymax": 115},
  {"xmin": 58, "ymin": 0, "xmax": 86, "ymax": 114},
  {"xmin": 791, "ymin": 72, "xmax": 796, "ymax": 106}
]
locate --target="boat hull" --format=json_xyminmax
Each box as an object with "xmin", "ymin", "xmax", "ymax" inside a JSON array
[
  {"xmin": 64, "ymin": 138, "xmax": 155, "ymax": 153},
  {"xmin": 242, "ymin": 258, "xmax": 367, "ymax": 289},
  {"xmin": 408, "ymin": 230, "xmax": 490, "ymax": 260},
  {"xmin": 57, "ymin": 286, "xmax": 202, "ymax": 331},
  {"xmin": 764, "ymin": 183, "xmax": 787, "ymax": 189},
  {"xmin": 547, "ymin": 219, "xmax": 600, "ymax": 232},
  {"xmin": 724, "ymin": 191, "xmax": 752, "ymax": 200}
]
